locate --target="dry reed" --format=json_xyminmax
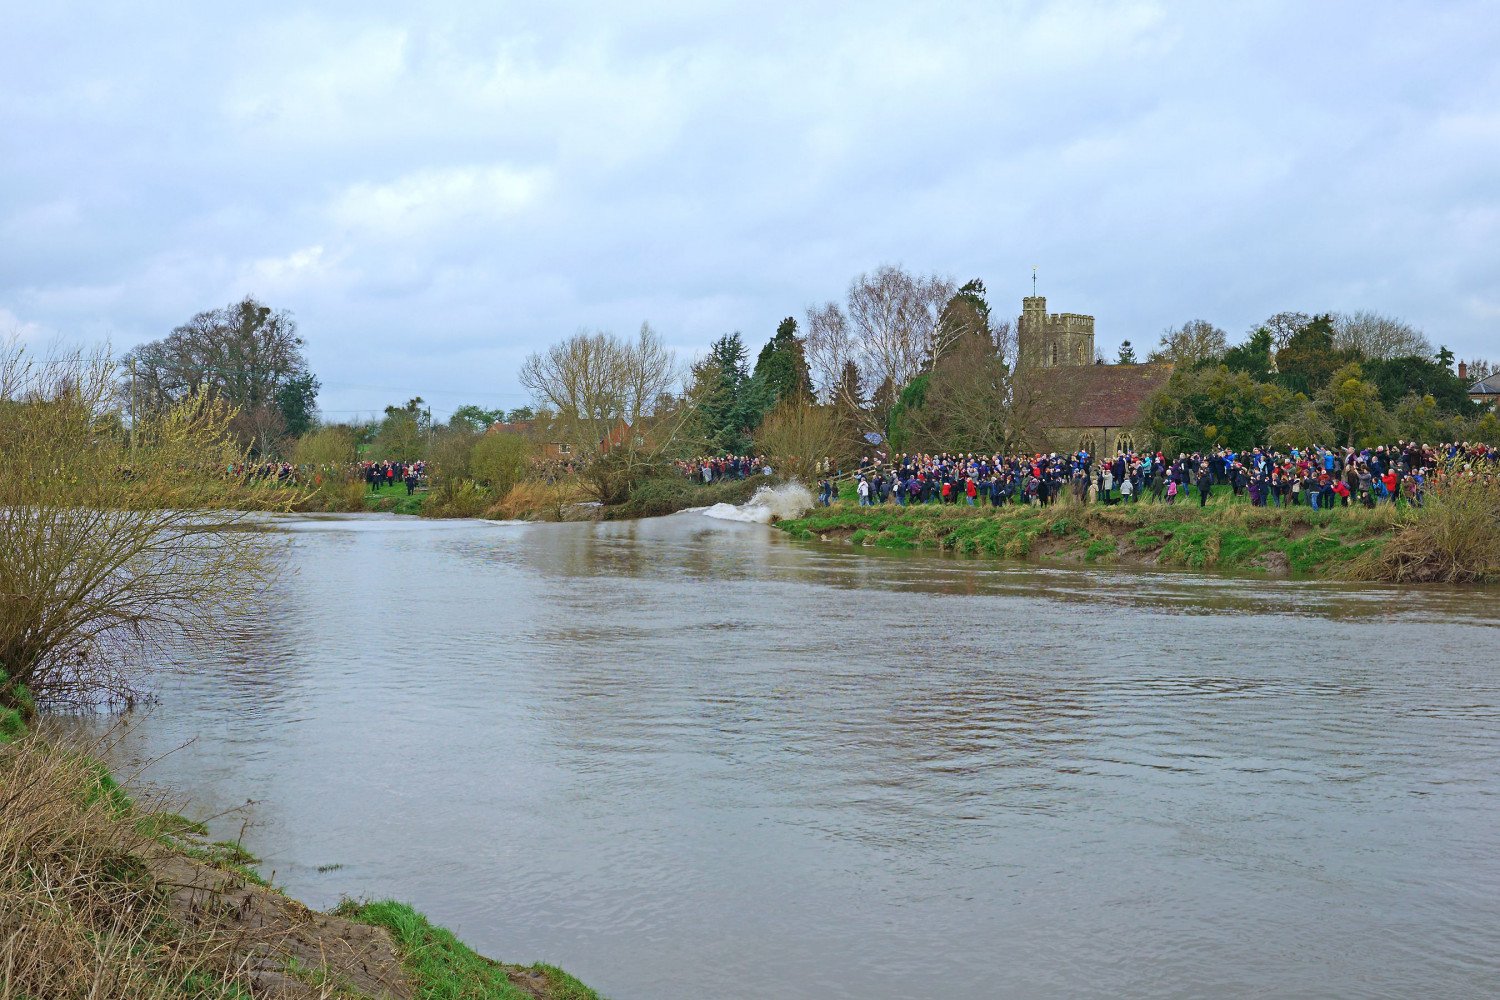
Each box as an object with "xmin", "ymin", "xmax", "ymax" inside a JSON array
[
  {"xmin": 1345, "ymin": 467, "xmax": 1500, "ymax": 583},
  {"xmin": 0, "ymin": 734, "xmax": 257, "ymax": 999}
]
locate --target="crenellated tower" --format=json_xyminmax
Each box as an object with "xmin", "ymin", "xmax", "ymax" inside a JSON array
[{"xmin": 1018, "ymin": 296, "xmax": 1095, "ymax": 368}]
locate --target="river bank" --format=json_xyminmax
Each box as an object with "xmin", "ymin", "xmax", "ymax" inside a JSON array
[
  {"xmin": 268, "ymin": 473, "xmax": 767, "ymax": 522},
  {"xmin": 0, "ymin": 722, "xmax": 600, "ymax": 1000},
  {"xmin": 265, "ymin": 470, "xmax": 1499, "ymax": 583},
  {"xmin": 776, "ymin": 499, "xmax": 1415, "ymax": 578}
]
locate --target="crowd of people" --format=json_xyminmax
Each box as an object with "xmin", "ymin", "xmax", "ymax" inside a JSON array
[
  {"xmin": 229, "ymin": 461, "xmax": 300, "ymax": 483},
  {"xmin": 803, "ymin": 441, "xmax": 1497, "ymax": 511},
  {"xmin": 677, "ymin": 454, "xmax": 772, "ymax": 483},
  {"xmin": 226, "ymin": 459, "xmax": 428, "ymax": 494},
  {"xmin": 361, "ymin": 460, "xmax": 426, "ymax": 494}
]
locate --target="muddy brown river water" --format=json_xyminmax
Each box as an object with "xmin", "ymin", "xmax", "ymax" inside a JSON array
[{"xmin": 93, "ymin": 511, "xmax": 1500, "ymax": 999}]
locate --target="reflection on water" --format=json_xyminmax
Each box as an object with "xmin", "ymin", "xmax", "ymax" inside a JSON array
[{"xmin": 92, "ymin": 512, "xmax": 1500, "ymax": 1000}]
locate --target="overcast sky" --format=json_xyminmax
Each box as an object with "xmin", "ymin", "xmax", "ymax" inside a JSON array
[{"xmin": 3, "ymin": 1, "xmax": 1497, "ymax": 420}]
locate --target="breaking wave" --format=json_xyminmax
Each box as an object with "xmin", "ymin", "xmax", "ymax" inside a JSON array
[{"xmin": 697, "ymin": 482, "xmax": 815, "ymax": 524}]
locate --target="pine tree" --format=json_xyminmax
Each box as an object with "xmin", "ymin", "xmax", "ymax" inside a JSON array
[
  {"xmin": 1116, "ymin": 340, "xmax": 1138, "ymax": 365},
  {"xmin": 1276, "ymin": 315, "xmax": 1344, "ymax": 396},
  {"xmin": 1223, "ymin": 328, "xmax": 1274, "ymax": 382},
  {"xmin": 688, "ymin": 333, "xmax": 754, "ymax": 453},
  {"xmin": 932, "ymin": 278, "xmax": 992, "ymax": 364},
  {"xmin": 870, "ymin": 375, "xmax": 897, "ymax": 429},
  {"xmin": 747, "ymin": 317, "xmax": 812, "ymax": 425}
]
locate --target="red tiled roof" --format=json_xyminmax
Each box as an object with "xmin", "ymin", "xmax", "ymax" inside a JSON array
[{"xmin": 1022, "ymin": 362, "xmax": 1173, "ymax": 429}]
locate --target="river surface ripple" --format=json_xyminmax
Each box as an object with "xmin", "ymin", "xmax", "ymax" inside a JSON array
[{"xmin": 92, "ymin": 512, "xmax": 1500, "ymax": 999}]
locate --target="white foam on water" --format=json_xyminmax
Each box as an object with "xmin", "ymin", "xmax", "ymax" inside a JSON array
[{"xmin": 698, "ymin": 482, "xmax": 815, "ymax": 524}]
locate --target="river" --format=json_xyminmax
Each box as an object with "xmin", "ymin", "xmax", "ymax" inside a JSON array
[{"xmin": 93, "ymin": 511, "xmax": 1500, "ymax": 999}]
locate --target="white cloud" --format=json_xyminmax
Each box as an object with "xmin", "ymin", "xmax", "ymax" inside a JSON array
[
  {"xmin": 329, "ymin": 166, "xmax": 550, "ymax": 240},
  {"xmin": 0, "ymin": 306, "xmax": 48, "ymax": 343},
  {"xmin": 243, "ymin": 244, "xmax": 343, "ymax": 293}
]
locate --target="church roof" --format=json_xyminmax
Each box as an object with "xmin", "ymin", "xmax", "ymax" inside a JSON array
[{"xmin": 1024, "ymin": 362, "xmax": 1174, "ymax": 429}]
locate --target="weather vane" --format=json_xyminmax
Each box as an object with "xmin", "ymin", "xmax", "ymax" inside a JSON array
[{"xmin": 1031, "ymin": 266, "xmax": 1037, "ymax": 296}]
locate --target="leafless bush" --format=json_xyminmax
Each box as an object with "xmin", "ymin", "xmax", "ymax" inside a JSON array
[{"xmin": 0, "ymin": 340, "xmax": 289, "ymax": 708}]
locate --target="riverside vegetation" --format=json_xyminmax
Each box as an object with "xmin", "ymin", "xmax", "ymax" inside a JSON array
[
  {"xmin": 777, "ymin": 472, "xmax": 1500, "ymax": 583},
  {"xmin": 0, "ymin": 343, "xmax": 600, "ymax": 999}
]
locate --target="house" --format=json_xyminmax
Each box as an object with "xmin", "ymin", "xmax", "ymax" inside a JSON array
[
  {"xmin": 485, "ymin": 419, "xmax": 571, "ymax": 461},
  {"xmin": 1016, "ymin": 295, "xmax": 1173, "ymax": 454},
  {"xmin": 1460, "ymin": 362, "xmax": 1500, "ymax": 411},
  {"xmin": 487, "ymin": 416, "xmax": 645, "ymax": 459}
]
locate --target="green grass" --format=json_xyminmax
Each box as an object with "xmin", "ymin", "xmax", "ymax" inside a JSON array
[
  {"xmin": 780, "ymin": 494, "xmax": 1403, "ymax": 577},
  {"xmin": 1084, "ymin": 538, "xmax": 1118, "ymax": 562},
  {"xmin": 364, "ymin": 482, "xmax": 428, "ymax": 515},
  {"xmin": 335, "ymin": 899, "xmax": 602, "ymax": 1000},
  {"xmin": 0, "ymin": 670, "xmax": 34, "ymax": 743}
]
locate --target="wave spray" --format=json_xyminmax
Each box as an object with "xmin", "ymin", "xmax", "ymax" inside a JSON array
[{"xmin": 697, "ymin": 482, "xmax": 815, "ymax": 524}]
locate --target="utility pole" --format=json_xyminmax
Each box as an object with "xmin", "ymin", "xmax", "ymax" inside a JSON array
[{"xmin": 129, "ymin": 357, "xmax": 137, "ymax": 461}]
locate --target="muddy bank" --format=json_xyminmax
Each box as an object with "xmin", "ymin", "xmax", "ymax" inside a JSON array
[{"xmin": 0, "ymin": 731, "xmax": 599, "ymax": 1000}]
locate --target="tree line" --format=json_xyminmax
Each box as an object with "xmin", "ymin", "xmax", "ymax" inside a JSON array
[
  {"xmin": 1132, "ymin": 312, "xmax": 1497, "ymax": 454},
  {"xmin": 117, "ymin": 282, "xmax": 1499, "ymax": 509}
]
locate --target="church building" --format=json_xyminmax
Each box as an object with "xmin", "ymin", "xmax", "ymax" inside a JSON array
[{"xmin": 1016, "ymin": 295, "xmax": 1173, "ymax": 456}]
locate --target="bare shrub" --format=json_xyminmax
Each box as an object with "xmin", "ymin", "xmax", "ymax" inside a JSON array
[
  {"xmin": 1345, "ymin": 464, "xmax": 1500, "ymax": 583},
  {"xmin": 0, "ymin": 341, "xmax": 291, "ymax": 708},
  {"xmin": 754, "ymin": 399, "xmax": 843, "ymax": 484}
]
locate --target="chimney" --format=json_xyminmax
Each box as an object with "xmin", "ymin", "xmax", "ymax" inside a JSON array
[{"xmin": 1458, "ymin": 361, "xmax": 1468, "ymax": 382}]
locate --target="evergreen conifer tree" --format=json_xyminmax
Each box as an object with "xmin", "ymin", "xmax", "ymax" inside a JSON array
[{"xmin": 748, "ymin": 317, "xmax": 812, "ymax": 424}]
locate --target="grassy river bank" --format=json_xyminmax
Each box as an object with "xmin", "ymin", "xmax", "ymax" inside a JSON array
[
  {"xmin": 777, "ymin": 480, "xmax": 1500, "ymax": 583},
  {"xmin": 273, "ymin": 472, "xmax": 1497, "ymax": 582},
  {"xmin": 0, "ymin": 718, "xmax": 601, "ymax": 1000}
]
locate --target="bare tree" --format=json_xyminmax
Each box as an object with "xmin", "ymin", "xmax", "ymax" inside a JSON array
[
  {"xmin": 124, "ymin": 297, "xmax": 319, "ymax": 454},
  {"xmin": 0, "ymin": 340, "xmax": 291, "ymax": 709},
  {"xmin": 1461, "ymin": 357, "xmax": 1498, "ymax": 383},
  {"xmin": 1253, "ymin": 311, "xmax": 1313, "ymax": 353},
  {"xmin": 1149, "ymin": 319, "xmax": 1229, "ymax": 367},
  {"xmin": 518, "ymin": 323, "xmax": 684, "ymax": 502},
  {"xmin": 804, "ymin": 265, "xmax": 956, "ymax": 402},
  {"xmin": 1333, "ymin": 310, "xmax": 1433, "ymax": 360},
  {"xmin": 753, "ymin": 398, "xmax": 844, "ymax": 484},
  {"xmin": 803, "ymin": 301, "xmax": 855, "ymax": 402}
]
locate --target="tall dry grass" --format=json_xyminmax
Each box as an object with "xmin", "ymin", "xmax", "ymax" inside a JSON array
[
  {"xmin": 1346, "ymin": 468, "xmax": 1500, "ymax": 583},
  {"xmin": 488, "ymin": 479, "xmax": 588, "ymax": 521},
  {"xmin": 0, "ymin": 734, "xmax": 252, "ymax": 999}
]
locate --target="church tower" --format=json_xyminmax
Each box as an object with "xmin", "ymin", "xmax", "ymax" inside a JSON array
[{"xmin": 1018, "ymin": 296, "xmax": 1095, "ymax": 368}]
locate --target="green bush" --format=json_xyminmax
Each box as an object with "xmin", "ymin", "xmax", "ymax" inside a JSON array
[
  {"xmin": 470, "ymin": 432, "xmax": 533, "ymax": 496},
  {"xmin": 422, "ymin": 479, "xmax": 489, "ymax": 519}
]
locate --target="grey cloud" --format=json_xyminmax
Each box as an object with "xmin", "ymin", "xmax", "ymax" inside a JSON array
[{"xmin": 2, "ymin": 1, "xmax": 1497, "ymax": 418}]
